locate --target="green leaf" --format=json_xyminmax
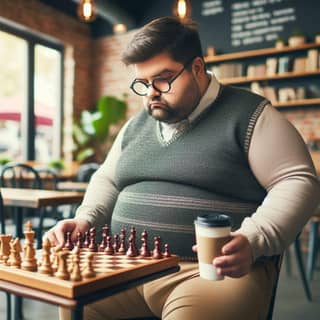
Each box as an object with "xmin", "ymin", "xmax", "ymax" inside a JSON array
[
  {"xmin": 72, "ymin": 122, "xmax": 90, "ymax": 145},
  {"xmin": 76, "ymin": 148, "xmax": 95, "ymax": 162}
]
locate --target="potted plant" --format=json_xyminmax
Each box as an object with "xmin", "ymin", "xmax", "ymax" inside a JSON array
[
  {"xmin": 288, "ymin": 28, "xmax": 306, "ymax": 47},
  {"xmin": 275, "ymin": 36, "xmax": 286, "ymax": 49},
  {"xmin": 73, "ymin": 95, "xmax": 127, "ymax": 163},
  {"xmin": 48, "ymin": 159, "xmax": 65, "ymax": 172}
]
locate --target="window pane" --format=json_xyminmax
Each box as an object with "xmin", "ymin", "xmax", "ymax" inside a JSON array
[
  {"xmin": 0, "ymin": 31, "xmax": 27, "ymax": 162},
  {"xmin": 34, "ymin": 44, "xmax": 61, "ymax": 162}
]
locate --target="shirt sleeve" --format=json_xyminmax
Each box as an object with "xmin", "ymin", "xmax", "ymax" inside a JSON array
[
  {"xmin": 237, "ymin": 104, "xmax": 320, "ymax": 260},
  {"xmin": 74, "ymin": 119, "xmax": 132, "ymax": 229}
]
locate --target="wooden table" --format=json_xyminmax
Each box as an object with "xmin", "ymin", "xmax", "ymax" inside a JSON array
[
  {"xmin": 57, "ymin": 181, "xmax": 88, "ymax": 192},
  {"xmin": 0, "ymin": 187, "xmax": 84, "ymax": 320},
  {"xmin": 1, "ymin": 187, "xmax": 84, "ymax": 209},
  {"xmin": 0, "ymin": 263, "xmax": 179, "ymax": 320}
]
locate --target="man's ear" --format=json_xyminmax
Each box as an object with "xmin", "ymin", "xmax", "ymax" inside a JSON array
[{"xmin": 192, "ymin": 57, "xmax": 205, "ymax": 76}]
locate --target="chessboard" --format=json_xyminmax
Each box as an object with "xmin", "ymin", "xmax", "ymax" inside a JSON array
[{"xmin": 0, "ymin": 222, "xmax": 179, "ymax": 299}]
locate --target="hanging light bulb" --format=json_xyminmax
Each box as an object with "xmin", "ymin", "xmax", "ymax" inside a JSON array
[
  {"xmin": 77, "ymin": 0, "xmax": 97, "ymax": 22},
  {"xmin": 172, "ymin": 0, "xmax": 192, "ymax": 20}
]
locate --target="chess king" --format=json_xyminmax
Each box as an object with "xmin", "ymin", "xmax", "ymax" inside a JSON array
[{"xmin": 46, "ymin": 16, "xmax": 320, "ymax": 320}]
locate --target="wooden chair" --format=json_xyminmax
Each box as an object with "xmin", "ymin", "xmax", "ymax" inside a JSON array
[
  {"xmin": 0, "ymin": 191, "xmax": 12, "ymax": 320},
  {"xmin": 76, "ymin": 162, "xmax": 100, "ymax": 182},
  {"xmin": 0, "ymin": 163, "xmax": 59, "ymax": 247},
  {"xmin": 284, "ymin": 234, "xmax": 312, "ymax": 301},
  {"xmin": 307, "ymin": 213, "xmax": 320, "ymax": 281}
]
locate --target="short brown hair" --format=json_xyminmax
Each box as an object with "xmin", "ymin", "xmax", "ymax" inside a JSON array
[{"xmin": 122, "ymin": 16, "xmax": 203, "ymax": 65}]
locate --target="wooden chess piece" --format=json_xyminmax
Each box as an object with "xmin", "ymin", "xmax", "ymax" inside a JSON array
[
  {"xmin": 39, "ymin": 237, "xmax": 53, "ymax": 275},
  {"xmin": 70, "ymin": 246, "xmax": 82, "ymax": 281},
  {"xmin": 126, "ymin": 237, "xmax": 137, "ymax": 257},
  {"xmin": 113, "ymin": 234, "xmax": 119, "ymax": 253},
  {"xmin": 163, "ymin": 243, "xmax": 171, "ymax": 258},
  {"xmin": 139, "ymin": 230, "xmax": 151, "ymax": 257},
  {"xmin": 0, "ymin": 234, "xmax": 12, "ymax": 265},
  {"xmin": 82, "ymin": 252, "xmax": 96, "ymax": 278},
  {"xmin": 54, "ymin": 250, "xmax": 70, "ymax": 280},
  {"xmin": 152, "ymin": 236, "xmax": 163, "ymax": 259},
  {"xmin": 104, "ymin": 236, "xmax": 114, "ymax": 255},
  {"xmin": 21, "ymin": 221, "xmax": 37, "ymax": 271},
  {"xmin": 118, "ymin": 229, "xmax": 126, "ymax": 254},
  {"xmin": 64, "ymin": 232, "xmax": 74, "ymax": 250},
  {"xmin": 7, "ymin": 237, "xmax": 22, "ymax": 268},
  {"xmin": 83, "ymin": 231, "xmax": 90, "ymax": 248},
  {"xmin": 51, "ymin": 247, "xmax": 61, "ymax": 273},
  {"xmin": 88, "ymin": 227, "xmax": 97, "ymax": 252},
  {"xmin": 76, "ymin": 231, "xmax": 83, "ymax": 248}
]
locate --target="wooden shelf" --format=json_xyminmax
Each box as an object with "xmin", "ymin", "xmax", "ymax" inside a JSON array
[
  {"xmin": 273, "ymin": 98, "xmax": 320, "ymax": 108},
  {"xmin": 220, "ymin": 70, "xmax": 320, "ymax": 84},
  {"xmin": 205, "ymin": 42, "xmax": 320, "ymax": 63}
]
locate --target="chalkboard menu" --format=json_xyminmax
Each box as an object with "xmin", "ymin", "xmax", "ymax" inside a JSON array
[{"xmin": 191, "ymin": 0, "xmax": 320, "ymax": 54}]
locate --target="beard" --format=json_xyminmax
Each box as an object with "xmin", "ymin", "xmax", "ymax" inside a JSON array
[{"xmin": 146, "ymin": 97, "xmax": 178, "ymax": 123}]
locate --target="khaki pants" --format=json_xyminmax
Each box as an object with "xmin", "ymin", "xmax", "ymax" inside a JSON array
[{"xmin": 60, "ymin": 260, "xmax": 277, "ymax": 320}]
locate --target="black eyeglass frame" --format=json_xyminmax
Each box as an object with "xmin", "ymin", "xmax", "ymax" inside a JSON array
[{"xmin": 130, "ymin": 56, "xmax": 196, "ymax": 96}]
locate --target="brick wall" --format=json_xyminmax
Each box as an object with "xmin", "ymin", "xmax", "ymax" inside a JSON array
[{"xmin": 2, "ymin": 0, "xmax": 320, "ymax": 160}]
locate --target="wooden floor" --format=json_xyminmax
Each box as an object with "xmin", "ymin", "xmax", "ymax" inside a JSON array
[{"xmin": 0, "ymin": 245, "xmax": 319, "ymax": 320}]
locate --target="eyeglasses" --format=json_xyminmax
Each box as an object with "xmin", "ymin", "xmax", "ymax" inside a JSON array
[{"xmin": 130, "ymin": 57, "xmax": 195, "ymax": 96}]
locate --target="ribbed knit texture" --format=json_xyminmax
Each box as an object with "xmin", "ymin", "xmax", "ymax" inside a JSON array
[{"xmin": 112, "ymin": 85, "xmax": 269, "ymax": 260}]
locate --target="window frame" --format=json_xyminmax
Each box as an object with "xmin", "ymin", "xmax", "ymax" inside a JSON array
[{"xmin": 0, "ymin": 18, "xmax": 64, "ymax": 160}]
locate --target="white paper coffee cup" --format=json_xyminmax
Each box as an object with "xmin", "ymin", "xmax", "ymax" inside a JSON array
[{"xmin": 194, "ymin": 214, "xmax": 231, "ymax": 280}]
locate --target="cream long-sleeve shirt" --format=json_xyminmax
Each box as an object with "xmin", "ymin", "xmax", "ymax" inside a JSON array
[{"xmin": 76, "ymin": 74, "xmax": 320, "ymax": 260}]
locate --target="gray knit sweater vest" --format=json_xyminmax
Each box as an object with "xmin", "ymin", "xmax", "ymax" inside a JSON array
[{"xmin": 112, "ymin": 85, "xmax": 268, "ymax": 260}]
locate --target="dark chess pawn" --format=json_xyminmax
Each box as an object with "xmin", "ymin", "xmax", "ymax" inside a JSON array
[
  {"xmin": 99, "ymin": 233, "xmax": 107, "ymax": 252},
  {"xmin": 104, "ymin": 236, "xmax": 114, "ymax": 255},
  {"xmin": 140, "ymin": 230, "xmax": 150, "ymax": 257},
  {"xmin": 64, "ymin": 232, "xmax": 74, "ymax": 250},
  {"xmin": 83, "ymin": 231, "xmax": 90, "ymax": 248},
  {"xmin": 76, "ymin": 231, "xmax": 83, "ymax": 248},
  {"xmin": 113, "ymin": 234, "xmax": 119, "ymax": 253},
  {"xmin": 126, "ymin": 237, "xmax": 137, "ymax": 257},
  {"xmin": 118, "ymin": 229, "xmax": 126, "ymax": 254},
  {"xmin": 152, "ymin": 236, "xmax": 163, "ymax": 259},
  {"xmin": 88, "ymin": 227, "xmax": 97, "ymax": 252},
  {"xmin": 163, "ymin": 243, "xmax": 171, "ymax": 257}
]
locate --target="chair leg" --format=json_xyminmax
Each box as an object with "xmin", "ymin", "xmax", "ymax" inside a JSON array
[
  {"xmin": 307, "ymin": 220, "xmax": 320, "ymax": 281},
  {"xmin": 14, "ymin": 295, "xmax": 23, "ymax": 320},
  {"xmin": 6, "ymin": 292, "xmax": 11, "ymax": 320},
  {"xmin": 284, "ymin": 247, "xmax": 292, "ymax": 276},
  {"xmin": 294, "ymin": 237, "xmax": 312, "ymax": 301}
]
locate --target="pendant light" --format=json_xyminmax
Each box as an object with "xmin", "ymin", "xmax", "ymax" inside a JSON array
[
  {"xmin": 77, "ymin": 0, "xmax": 97, "ymax": 22},
  {"xmin": 172, "ymin": 0, "xmax": 192, "ymax": 20}
]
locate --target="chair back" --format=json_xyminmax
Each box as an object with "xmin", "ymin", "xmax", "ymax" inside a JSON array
[
  {"xmin": 36, "ymin": 167, "xmax": 59, "ymax": 190},
  {"xmin": 76, "ymin": 162, "xmax": 100, "ymax": 182},
  {"xmin": 0, "ymin": 163, "xmax": 42, "ymax": 189},
  {"xmin": 0, "ymin": 191, "xmax": 4, "ymax": 234}
]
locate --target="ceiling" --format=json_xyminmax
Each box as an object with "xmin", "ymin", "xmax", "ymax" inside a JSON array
[{"xmin": 39, "ymin": 0, "xmax": 155, "ymax": 37}]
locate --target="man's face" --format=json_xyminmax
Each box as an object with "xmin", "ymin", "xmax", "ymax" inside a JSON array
[{"xmin": 133, "ymin": 52, "xmax": 202, "ymax": 124}]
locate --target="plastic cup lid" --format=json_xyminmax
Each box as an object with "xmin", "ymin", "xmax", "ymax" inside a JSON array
[{"xmin": 194, "ymin": 213, "xmax": 231, "ymax": 227}]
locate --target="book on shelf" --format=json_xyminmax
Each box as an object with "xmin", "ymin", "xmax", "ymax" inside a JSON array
[
  {"xmin": 246, "ymin": 64, "xmax": 266, "ymax": 77},
  {"xmin": 265, "ymin": 58, "xmax": 278, "ymax": 76},
  {"xmin": 306, "ymin": 49, "xmax": 319, "ymax": 71},
  {"xmin": 278, "ymin": 56, "xmax": 291, "ymax": 74},
  {"xmin": 263, "ymin": 87, "xmax": 277, "ymax": 104},
  {"xmin": 211, "ymin": 63, "xmax": 243, "ymax": 80},
  {"xmin": 293, "ymin": 57, "xmax": 307, "ymax": 72}
]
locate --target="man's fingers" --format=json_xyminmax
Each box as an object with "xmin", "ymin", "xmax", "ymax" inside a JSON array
[{"xmin": 221, "ymin": 234, "xmax": 246, "ymax": 255}]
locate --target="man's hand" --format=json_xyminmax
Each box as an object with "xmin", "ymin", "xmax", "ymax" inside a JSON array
[
  {"xmin": 44, "ymin": 218, "xmax": 90, "ymax": 249},
  {"xmin": 213, "ymin": 233, "xmax": 253, "ymax": 278},
  {"xmin": 193, "ymin": 233, "xmax": 253, "ymax": 278}
]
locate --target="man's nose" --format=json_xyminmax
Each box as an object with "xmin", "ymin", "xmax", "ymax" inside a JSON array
[{"xmin": 146, "ymin": 84, "xmax": 161, "ymax": 97}]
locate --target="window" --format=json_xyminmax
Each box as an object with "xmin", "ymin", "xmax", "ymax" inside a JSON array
[{"xmin": 0, "ymin": 21, "xmax": 63, "ymax": 162}]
